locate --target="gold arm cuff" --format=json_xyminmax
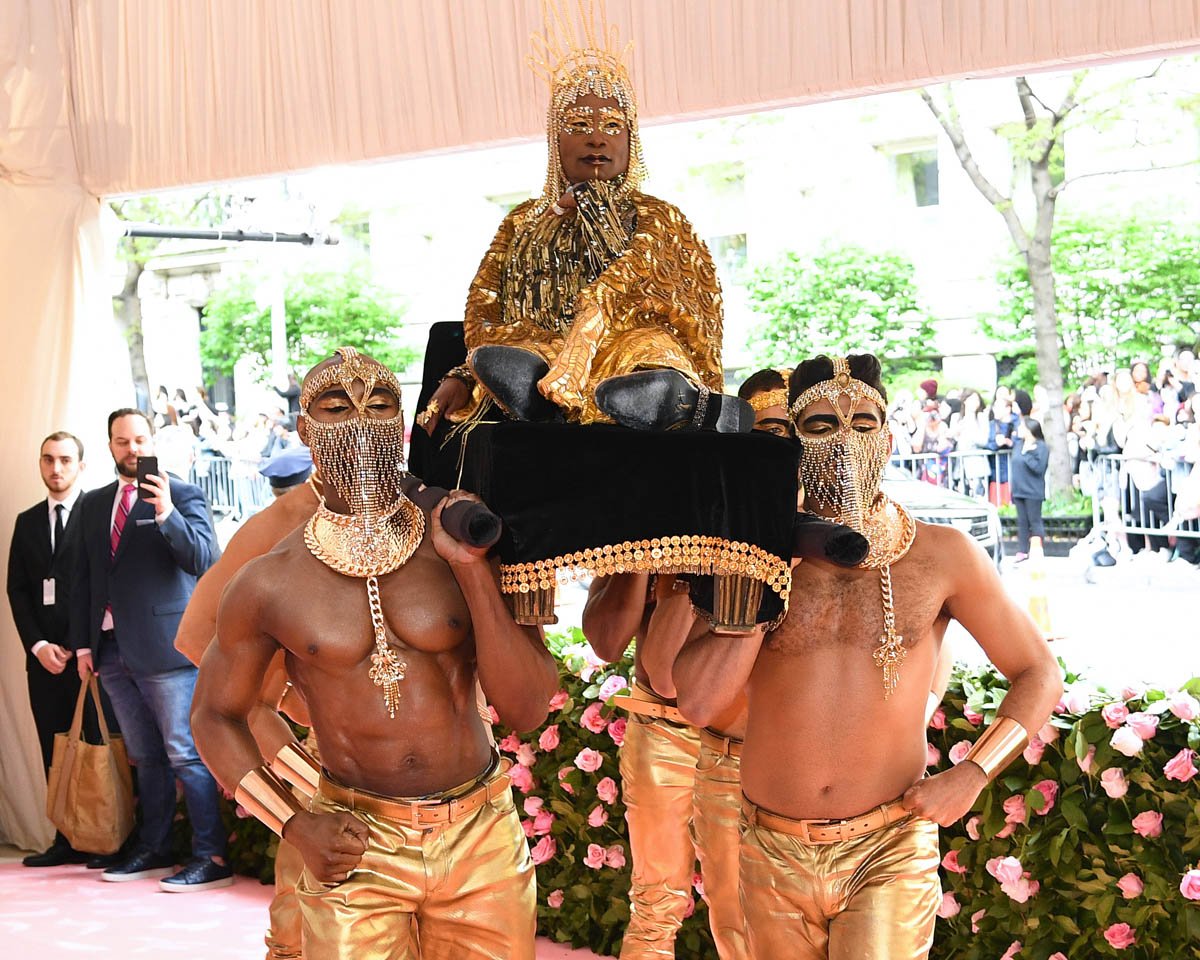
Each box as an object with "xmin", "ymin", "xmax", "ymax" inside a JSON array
[
  {"xmin": 963, "ymin": 716, "xmax": 1029, "ymax": 781},
  {"xmin": 235, "ymin": 767, "xmax": 304, "ymax": 837},
  {"xmin": 271, "ymin": 742, "xmax": 321, "ymax": 800}
]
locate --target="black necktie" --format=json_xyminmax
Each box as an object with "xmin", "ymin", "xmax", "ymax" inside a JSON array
[{"xmin": 52, "ymin": 504, "xmax": 65, "ymax": 559}]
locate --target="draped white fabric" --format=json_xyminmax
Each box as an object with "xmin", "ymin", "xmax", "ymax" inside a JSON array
[{"xmin": 3, "ymin": 0, "xmax": 1200, "ymax": 847}]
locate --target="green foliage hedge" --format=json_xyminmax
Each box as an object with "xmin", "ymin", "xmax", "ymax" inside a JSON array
[{"xmin": 221, "ymin": 637, "xmax": 1200, "ymax": 958}]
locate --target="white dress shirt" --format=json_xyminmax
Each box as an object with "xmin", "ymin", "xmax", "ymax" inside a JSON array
[{"xmin": 30, "ymin": 488, "xmax": 82, "ymax": 656}]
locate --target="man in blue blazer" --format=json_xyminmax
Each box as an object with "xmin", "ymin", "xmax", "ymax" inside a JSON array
[{"xmin": 71, "ymin": 408, "xmax": 229, "ymax": 891}]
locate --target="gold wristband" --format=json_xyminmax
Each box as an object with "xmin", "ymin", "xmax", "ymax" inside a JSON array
[
  {"xmin": 271, "ymin": 741, "xmax": 321, "ymax": 800},
  {"xmin": 963, "ymin": 716, "xmax": 1029, "ymax": 780},
  {"xmin": 235, "ymin": 766, "xmax": 304, "ymax": 837}
]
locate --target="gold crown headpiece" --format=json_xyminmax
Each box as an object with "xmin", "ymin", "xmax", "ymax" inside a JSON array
[
  {"xmin": 788, "ymin": 357, "xmax": 887, "ymax": 426},
  {"xmin": 526, "ymin": 0, "xmax": 646, "ymax": 211},
  {"xmin": 300, "ymin": 346, "xmax": 403, "ymax": 414},
  {"xmin": 748, "ymin": 389, "xmax": 789, "ymax": 413}
]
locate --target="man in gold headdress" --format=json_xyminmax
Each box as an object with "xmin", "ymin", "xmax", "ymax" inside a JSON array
[
  {"xmin": 673, "ymin": 354, "xmax": 1062, "ymax": 960},
  {"xmin": 417, "ymin": 4, "xmax": 750, "ymax": 436},
  {"xmin": 192, "ymin": 348, "xmax": 557, "ymax": 960}
]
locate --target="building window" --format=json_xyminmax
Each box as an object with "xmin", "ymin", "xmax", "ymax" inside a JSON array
[{"xmin": 893, "ymin": 149, "xmax": 940, "ymax": 207}]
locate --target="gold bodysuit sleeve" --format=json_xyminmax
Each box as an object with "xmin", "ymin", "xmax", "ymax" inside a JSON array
[{"xmin": 575, "ymin": 195, "xmax": 725, "ymax": 392}]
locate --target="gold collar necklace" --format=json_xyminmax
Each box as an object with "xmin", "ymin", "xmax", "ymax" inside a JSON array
[{"xmin": 304, "ymin": 497, "xmax": 425, "ymax": 718}]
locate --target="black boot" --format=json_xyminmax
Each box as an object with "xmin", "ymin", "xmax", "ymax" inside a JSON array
[
  {"xmin": 793, "ymin": 513, "xmax": 870, "ymax": 567},
  {"xmin": 595, "ymin": 369, "xmax": 754, "ymax": 433},
  {"xmin": 470, "ymin": 346, "xmax": 561, "ymax": 422},
  {"xmin": 23, "ymin": 834, "xmax": 87, "ymax": 867}
]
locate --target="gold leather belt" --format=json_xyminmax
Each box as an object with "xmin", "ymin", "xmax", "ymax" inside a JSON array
[
  {"xmin": 610, "ymin": 683, "xmax": 687, "ymax": 726},
  {"xmin": 700, "ymin": 728, "xmax": 743, "ymax": 759},
  {"xmin": 319, "ymin": 758, "xmax": 512, "ymax": 828},
  {"xmin": 743, "ymin": 796, "xmax": 913, "ymax": 845}
]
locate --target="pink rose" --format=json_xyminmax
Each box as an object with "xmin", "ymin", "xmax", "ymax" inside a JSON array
[
  {"xmin": 1116, "ymin": 872, "xmax": 1143, "ymax": 900},
  {"xmin": 965, "ymin": 816, "xmax": 982, "ymax": 841},
  {"xmin": 1111, "ymin": 727, "xmax": 1144, "ymax": 758},
  {"xmin": 522, "ymin": 819, "xmax": 535, "ymax": 838},
  {"xmin": 1022, "ymin": 737, "xmax": 1045, "ymax": 766},
  {"xmin": 995, "ymin": 823, "xmax": 1017, "ymax": 839},
  {"xmin": 1132, "ymin": 810, "xmax": 1163, "ymax": 839},
  {"xmin": 1077, "ymin": 744, "xmax": 1096, "ymax": 773},
  {"xmin": 692, "ymin": 871, "xmax": 705, "ymax": 896},
  {"xmin": 1062, "ymin": 686, "xmax": 1093, "ymax": 714},
  {"xmin": 1102, "ymin": 702, "xmax": 1130, "ymax": 729},
  {"xmin": 498, "ymin": 733, "xmax": 521, "ymax": 753},
  {"xmin": 530, "ymin": 836, "xmax": 556, "ymax": 865},
  {"xmin": 1048, "ymin": 954, "xmax": 1069, "ymax": 960},
  {"xmin": 986, "ymin": 856, "xmax": 1024, "ymax": 887},
  {"xmin": 558, "ymin": 768, "xmax": 575, "ymax": 795},
  {"xmin": 1103, "ymin": 923, "xmax": 1136, "ymax": 950},
  {"xmin": 1037, "ymin": 722, "xmax": 1059, "ymax": 744},
  {"xmin": 523, "ymin": 796, "xmax": 544, "ymax": 817},
  {"xmin": 580, "ymin": 703, "xmax": 608, "ymax": 734},
  {"xmin": 942, "ymin": 849, "xmax": 968, "ymax": 874},
  {"xmin": 1032, "ymin": 780, "xmax": 1058, "ymax": 815},
  {"xmin": 1003, "ymin": 876, "xmax": 1038, "ymax": 903},
  {"xmin": 596, "ymin": 776, "xmax": 619, "ymax": 805},
  {"xmin": 548, "ymin": 690, "xmax": 569, "ymax": 710},
  {"xmin": 1002, "ymin": 794, "xmax": 1027, "ymax": 826},
  {"xmin": 929, "ymin": 707, "xmax": 947, "ymax": 730},
  {"xmin": 1121, "ymin": 683, "xmax": 1146, "ymax": 700},
  {"xmin": 1100, "ymin": 768, "xmax": 1128, "ymax": 799},
  {"xmin": 533, "ymin": 810, "xmax": 555, "ymax": 836},
  {"xmin": 971, "ymin": 909, "xmax": 986, "ymax": 933},
  {"xmin": 598, "ymin": 675, "xmax": 628, "ymax": 701},
  {"xmin": 516, "ymin": 743, "xmax": 536, "ymax": 767},
  {"xmin": 487, "ymin": 705, "xmax": 500, "ymax": 725},
  {"xmin": 1180, "ymin": 869, "xmax": 1200, "ymax": 900},
  {"xmin": 1165, "ymin": 748, "xmax": 1199, "ymax": 783},
  {"xmin": 1168, "ymin": 692, "xmax": 1200, "ymax": 721},
  {"xmin": 1000, "ymin": 942, "xmax": 1022, "ymax": 960},
  {"xmin": 607, "ymin": 717, "xmax": 627, "ymax": 746},
  {"xmin": 964, "ymin": 708, "xmax": 983, "ymax": 726},
  {"xmin": 547, "ymin": 889, "xmax": 564, "ymax": 909},
  {"xmin": 1124, "ymin": 712, "xmax": 1159, "ymax": 740},
  {"xmin": 683, "ymin": 897, "xmax": 696, "ymax": 919},
  {"xmin": 926, "ymin": 743, "xmax": 942, "ymax": 767},
  {"xmin": 604, "ymin": 844, "xmax": 626, "ymax": 869},
  {"xmin": 583, "ymin": 843, "xmax": 605, "ymax": 869},
  {"xmin": 587, "ymin": 805, "xmax": 609, "ymax": 828},
  {"xmin": 509, "ymin": 764, "xmax": 534, "ymax": 792},
  {"xmin": 936, "ymin": 891, "xmax": 960, "ymax": 919},
  {"xmin": 575, "ymin": 748, "xmax": 604, "ymax": 773},
  {"xmin": 949, "ymin": 741, "xmax": 972, "ymax": 765},
  {"xmin": 538, "ymin": 725, "xmax": 561, "ymax": 751}
]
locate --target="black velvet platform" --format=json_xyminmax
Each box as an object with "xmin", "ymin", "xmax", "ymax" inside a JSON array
[{"xmin": 456, "ymin": 421, "xmax": 798, "ymax": 625}]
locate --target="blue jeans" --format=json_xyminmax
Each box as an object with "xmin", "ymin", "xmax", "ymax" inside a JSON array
[{"xmin": 96, "ymin": 642, "xmax": 227, "ymax": 859}]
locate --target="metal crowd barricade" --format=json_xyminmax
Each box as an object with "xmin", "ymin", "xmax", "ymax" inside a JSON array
[
  {"xmin": 888, "ymin": 449, "xmax": 1012, "ymax": 507},
  {"xmin": 1088, "ymin": 453, "xmax": 1200, "ymax": 543},
  {"xmin": 190, "ymin": 455, "xmax": 273, "ymax": 520}
]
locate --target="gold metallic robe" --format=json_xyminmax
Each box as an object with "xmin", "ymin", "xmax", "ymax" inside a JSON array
[{"xmin": 461, "ymin": 193, "xmax": 724, "ymax": 424}]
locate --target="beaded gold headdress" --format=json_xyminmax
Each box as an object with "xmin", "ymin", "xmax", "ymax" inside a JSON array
[
  {"xmin": 526, "ymin": 0, "xmax": 647, "ymax": 216},
  {"xmin": 748, "ymin": 389, "xmax": 789, "ymax": 413}
]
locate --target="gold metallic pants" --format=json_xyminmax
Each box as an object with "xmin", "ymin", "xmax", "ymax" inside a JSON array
[
  {"xmin": 740, "ymin": 800, "xmax": 940, "ymax": 960},
  {"xmin": 618, "ymin": 713, "xmax": 701, "ymax": 959},
  {"xmin": 297, "ymin": 767, "xmax": 535, "ymax": 960},
  {"xmin": 692, "ymin": 739, "xmax": 747, "ymax": 960},
  {"xmin": 267, "ymin": 732, "xmax": 321, "ymax": 960}
]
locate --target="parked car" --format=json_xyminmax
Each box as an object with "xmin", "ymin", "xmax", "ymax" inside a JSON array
[{"xmin": 882, "ymin": 465, "xmax": 1004, "ymax": 567}]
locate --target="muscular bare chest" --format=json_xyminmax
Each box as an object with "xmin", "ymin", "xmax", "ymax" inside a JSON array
[{"xmin": 767, "ymin": 550, "xmax": 947, "ymax": 657}]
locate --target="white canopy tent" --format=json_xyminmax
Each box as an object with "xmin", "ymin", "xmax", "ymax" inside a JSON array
[{"xmin": 2, "ymin": 0, "xmax": 1199, "ymax": 848}]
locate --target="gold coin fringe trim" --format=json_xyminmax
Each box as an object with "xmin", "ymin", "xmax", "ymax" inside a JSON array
[{"xmin": 499, "ymin": 536, "xmax": 792, "ymax": 600}]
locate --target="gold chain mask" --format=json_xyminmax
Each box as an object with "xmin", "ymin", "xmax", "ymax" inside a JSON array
[{"xmin": 300, "ymin": 347, "xmax": 424, "ymax": 717}]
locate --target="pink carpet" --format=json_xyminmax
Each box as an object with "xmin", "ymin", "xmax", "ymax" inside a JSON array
[{"xmin": 0, "ymin": 862, "xmax": 599, "ymax": 959}]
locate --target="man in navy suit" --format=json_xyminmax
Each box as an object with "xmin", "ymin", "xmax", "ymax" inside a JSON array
[{"xmin": 72, "ymin": 408, "xmax": 229, "ymax": 891}]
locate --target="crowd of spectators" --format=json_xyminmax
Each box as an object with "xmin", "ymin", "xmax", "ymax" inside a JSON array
[{"xmin": 885, "ymin": 350, "xmax": 1200, "ymax": 565}]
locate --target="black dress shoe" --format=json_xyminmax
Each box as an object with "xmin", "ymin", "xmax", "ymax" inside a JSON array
[
  {"xmin": 595, "ymin": 369, "xmax": 754, "ymax": 433},
  {"xmin": 100, "ymin": 846, "xmax": 177, "ymax": 882},
  {"xmin": 86, "ymin": 850, "xmax": 125, "ymax": 870},
  {"xmin": 22, "ymin": 839, "xmax": 88, "ymax": 867},
  {"xmin": 470, "ymin": 346, "xmax": 561, "ymax": 422},
  {"xmin": 159, "ymin": 857, "xmax": 234, "ymax": 893}
]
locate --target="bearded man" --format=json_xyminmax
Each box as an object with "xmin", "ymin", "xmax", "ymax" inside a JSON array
[
  {"xmin": 416, "ymin": 9, "xmax": 749, "ymax": 436},
  {"xmin": 674, "ymin": 354, "xmax": 1062, "ymax": 960},
  {"xmin": 192, "ymin": 348, "xmax": 556, "ymax": 960}
]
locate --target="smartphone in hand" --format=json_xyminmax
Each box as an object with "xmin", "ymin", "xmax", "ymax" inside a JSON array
[{"xmin": 136, "ymin": 456, "xmax": 160, "ymax": 501}]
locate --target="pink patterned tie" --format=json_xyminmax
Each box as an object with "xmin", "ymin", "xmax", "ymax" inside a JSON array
[{"xmin": 110, "ymin": 483, "xmax": 136, "ymax": 558}]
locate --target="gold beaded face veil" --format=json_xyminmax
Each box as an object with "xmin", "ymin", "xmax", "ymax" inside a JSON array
[{"xmin": 300, "ymin": 347, "xmax": 424, "ymax": 718}]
